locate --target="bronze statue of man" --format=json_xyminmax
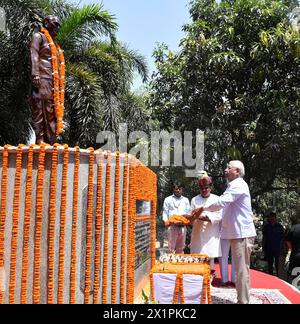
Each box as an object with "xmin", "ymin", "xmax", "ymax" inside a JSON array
[{"xmin": 30, "ymin": 15, "xmax": 65, "ymax": 145}]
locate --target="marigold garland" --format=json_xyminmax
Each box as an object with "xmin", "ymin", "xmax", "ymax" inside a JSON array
[
  {"xmin": 40, "ymin": 27, "xmax": 65, "ymax": 134},
  {"xmin": 57, "ymin": 144, "xmax": 69, "ymax": 304},
  {"xmin": 111, "ymin": 152, "xmax": 120, "ymax": 304},
  {"xmin": 180, "ymin": 275, "xmax": 185, "ymax": 304},
  {"xmin": 70, "ymin": 146, "xmax": 80, "ymax": 304},
  {"xmin": 47, "ymin": 144, "xmax": 58, "ymax": 304},
  {"xmin": 151, "ymin": 197, "xmax": 157, "ymax": 270},
  {"xmin": 164, "ymin": 214, "xmax": 191, "ymax": 226},
  {"xmin": 207, "ymin": 275, "xmax": 212, "ymax": 304},
  {"xmin": 0, "ymin": 145, "xmax": 9, "ymax": 304},
  {"xmin": 102, "ymin": 153, "xmax": 111, "ymax": 304},
  {"xmin": 150, "ymin": 273, "xmax": 155, "ymax": 303},
  {"xmin": 93, "ymin": 150, "xmax": 103, "ymax": 304},
  {"xmin": 84, "ymin": 148, "xmax": 94, "ymax": 304},
  {"xmin": 126, "ymin": 160, "xmax": 136, "ymax": 304},
  {"xmin": 21, "ymin": 145, "xmax": 34, "ymax": 304},
  {"xmin": 135, "ymin": 164, "xmax": 156, "ymax": 201},
  {"xmin": 135, "ymin": 163, "xmax": 157, "ymax": 270},
  {"xmin": 120, "ymin": 154, "xmax": 129, "ymax": 304},
  {"xmin": 9, "ymin": 144, "xmax": 23, "ymax": 304},
  {"xmin": 33, "ymin": 144, "xmax": 46, "ymax": 304},
  {"xmin": 173, "ymin": 274, "xmax": 184, "ymax": 304}
]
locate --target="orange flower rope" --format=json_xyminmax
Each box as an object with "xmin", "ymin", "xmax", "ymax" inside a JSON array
[
  {"xmin": 201, "ymin": 277, "xmax": 207, "ymax": 304},
  {"xmin": 9, "ymin": 144, "xmax": 23, "ymax": 303},
  {"xmin": 57, "ymin": 144, "xmax": 69, "ymax": 304},
  {"xmin": 21, "ymin": 145, "xmax": 34, "ymax": 304},
  {"xmin": 102, "ymin": 153, "xmax": 111, "ymax": 304},
  {"xmin": 70, "ymin": 146, "xmax": 80, "ymax": 304},
  {"xmin": 173, "ymin": 274, "xmax": 181, "ymax": 304},
  {"xmin": 180, "ymin": 275, "xmax": 185, "ymax": 304},
  {"xmin": 33, "ymin": 144, "xmax": 46, "ymax": 304},
  {"xmin": 0, "ymin": 145, "xmax": 9, "ymax": 304},
  {"xmin": 207, "ymin": 275, "xmax": 212, "ymax": 304},
  {"xmin": 111, "ymin": 152, "xmax": 120, "ymax": 304},
  {"xmin": 151, "ymin": 198, "xmax": 157, "ymax": 270},
  {"xmin": 93, "ymin": 151, "xmax": 103, "ymax": 304},
  {"xmin": 119, "ymin": 154, "xmax": 129, "ymax": 304},
  {"xmin": 47, "ymin": 144, "xmax": 58, "ymax": 304},
  {"xmin": 135, "ymin": 164, "xmax": 157, "ymax": 201},
  {"xmin": 150, "ymin": 272, "xmax": 155, "ymax": 303},
  {"xmin": 126, "ymin": 161, "xmax": 136, "ymax": 304},
  {"xmin": 40, "ymin": 28, "xmax": 65, "ymax": 134},
  {"xmin": 135, "ymin": 164, "xmax": 157, "ymax": 270},
  {"xmin": 84, "ymin": 148, "xmax": 95, "ymax": 304}
]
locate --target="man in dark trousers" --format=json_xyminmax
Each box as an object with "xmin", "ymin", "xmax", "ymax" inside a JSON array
[{"xmin": 263, "ymin": 211, "xmax": 285, "ymax": 276}]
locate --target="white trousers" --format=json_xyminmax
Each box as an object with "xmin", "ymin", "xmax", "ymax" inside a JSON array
[
  {"xmin": 167, "ymin": 226, "xmax": 187, "ymax": 253},
  {"xmin": 219, "ymin": 239, "xmax": 236, "ymax": 283}
]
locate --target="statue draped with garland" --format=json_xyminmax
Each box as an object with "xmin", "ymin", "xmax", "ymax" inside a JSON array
[{"xmin": 30, "ymin": 15, "xmax": 65, "ymax": 145}]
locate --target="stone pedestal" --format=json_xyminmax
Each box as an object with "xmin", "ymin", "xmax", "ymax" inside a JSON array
[{"xmin": 0, "ymin": 145, "xmax": 157, "ymax": 304}]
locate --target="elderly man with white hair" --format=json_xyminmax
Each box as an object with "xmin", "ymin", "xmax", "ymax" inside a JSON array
[{"xmin": 192, "ymin": 160, "xmax": 256, "ymax": 304}]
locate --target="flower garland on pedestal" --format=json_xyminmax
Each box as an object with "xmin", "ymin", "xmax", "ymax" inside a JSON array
[
  {"xmin": 0, "ymin": 145, "xmax": 9, "ymax": 303},
  {"xmin": 40, "ymin": 27, "xmax": 65, "ymax": 135},
  {"xmin": 9, "ymin": 144, "xmax": 23, "ymax": 303},
  {"xmin": 21, "ymin": 145, "xmax": 34, "ymax": 304}
]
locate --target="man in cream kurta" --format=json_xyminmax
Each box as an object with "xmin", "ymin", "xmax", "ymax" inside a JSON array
[{"xmin": 190, "ymin": 176, "xmax": 222, "ymax": 270}]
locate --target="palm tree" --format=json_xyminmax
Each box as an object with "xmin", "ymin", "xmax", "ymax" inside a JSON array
[
  {"xmin": 53, "ymin": 2, "xmax": 149, "ymax": 146},
  {"xmin": 0, "ymin": 0, "xmax": 43, "ymax": 145},
  {"xmin": 0, "ymin": 0, "xmax": 149, "ymax": 147}
]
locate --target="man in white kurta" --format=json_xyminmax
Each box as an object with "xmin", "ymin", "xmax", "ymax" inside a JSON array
[
  {"xmin": 190, "ymin": 176, "xmax": 222, "ymax": 270},
  {"xmin": 192, "ymin": 161, "xmax": 256, "ymax": 304},
  {"xmin": 162, "ymin": 182, "xmax": 190, "ymax": 253}
]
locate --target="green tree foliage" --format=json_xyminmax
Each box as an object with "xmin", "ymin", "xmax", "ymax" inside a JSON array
[
  {"xmin": 0, "ymin": 0, "xmax": 42, "ymax": 145},
  {"xmin": 148, "ymin": 0, "xmax": 300, "ymax": 200}
]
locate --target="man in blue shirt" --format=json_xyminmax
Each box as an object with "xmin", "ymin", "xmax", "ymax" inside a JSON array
[{"xmin": 192, "ymin": 161, "xmax": 256, "ymax": 304}]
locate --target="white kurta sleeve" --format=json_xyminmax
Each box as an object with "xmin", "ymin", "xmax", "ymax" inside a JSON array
[
  {"xmin": 190, "ymin": 198, "xmax": 196, "ymax": 214},
  {"xmin": 206, "ymin": 210, "xmax": 222, "ymax": 225},
  {"xmin": 184, "ymin": 198, "xmax": 191, "ymax": 215},
  {"xmin": 204, "ymin": 185, "xmax": 243, "ymax": 212},
  {"xmin": 162, "ymin": 198, "xmax": 169, "ymax": 222}
]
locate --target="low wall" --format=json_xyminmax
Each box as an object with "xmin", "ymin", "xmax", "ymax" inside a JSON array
[{"xmin": 0, "ymin": 144, "xmax": 157, "ymax": 304}]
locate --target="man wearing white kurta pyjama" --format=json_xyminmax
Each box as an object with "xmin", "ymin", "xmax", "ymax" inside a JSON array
[
  {"xmin": 190, "ymin": 176, "xmax": 222, "ymax": 272},
  {"xmin": 162, "ymin": 182, "xmax": 190, "ymax": 254}
]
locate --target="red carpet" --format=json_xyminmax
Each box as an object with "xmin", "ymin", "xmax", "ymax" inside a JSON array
[{"xmin": 213, "ymin": 264, "xmax": 300, "ymax": 304}]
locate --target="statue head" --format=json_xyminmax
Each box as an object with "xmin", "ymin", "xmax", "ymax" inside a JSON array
[{"xmin": 42, "ymin": 15, "xmax": 61, "ymax": 38}]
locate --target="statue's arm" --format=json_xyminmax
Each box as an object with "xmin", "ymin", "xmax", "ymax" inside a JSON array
[{"xmin": 30, "ymin": 32, "xmax": 42, "ymax": 88}]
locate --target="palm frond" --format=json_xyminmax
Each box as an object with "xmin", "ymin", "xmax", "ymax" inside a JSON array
[
  {"xmin": 0, "ymin": 0, "xmax": 42, "ymax": 145},
  {"xmin": 117, "ymin": 43, "xmax": 149, "ymax": 83},
  {"xmin": 41, "ymin": 0, "xmax": 75, "ymax": 18},
  {"xmin": 64, "ymin": 63, "xmax": 104, "ymax": 147},
  {"xmin": 56, "ymin": 4, "xmax": 118, "ymax": 47}
]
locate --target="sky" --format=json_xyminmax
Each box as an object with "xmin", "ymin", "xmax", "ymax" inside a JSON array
[{"xmin": 79, "ymin": 0, "xmax": 191, "ymax": 89}]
